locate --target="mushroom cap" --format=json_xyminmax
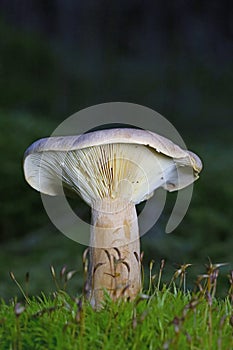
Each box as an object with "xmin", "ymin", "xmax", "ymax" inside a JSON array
[{"xmin": 23, "ymin": 128, "xmax": 202, "ymax": 206}]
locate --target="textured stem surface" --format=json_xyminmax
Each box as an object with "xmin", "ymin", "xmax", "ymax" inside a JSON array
[{"xmin": 89, "ymin": 198, "xmax": 141, "ymax": 308}]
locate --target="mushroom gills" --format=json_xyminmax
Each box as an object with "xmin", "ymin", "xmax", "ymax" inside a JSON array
[{"xmin": 27, "ymin": 143, "xmax": 180, "ymax": 205}]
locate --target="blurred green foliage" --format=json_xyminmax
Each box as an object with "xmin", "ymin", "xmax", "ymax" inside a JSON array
[
  {"xmin": 0, "ymin": 111, "xmax": 56, "ymax": 241},
  {"xmin": 0, "ymin": 19, "xmax": 60, "ymax": 116}
]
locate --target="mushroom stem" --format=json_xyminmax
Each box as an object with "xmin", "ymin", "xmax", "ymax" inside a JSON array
[{"xmin": 89, "ymin": 198, "xmax": 141, "ymax": 308}]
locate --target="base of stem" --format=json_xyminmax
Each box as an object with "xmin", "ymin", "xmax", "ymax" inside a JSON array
[{"xmin": 88, "ymin": 198, "xmax": 141, "ymax": 308}]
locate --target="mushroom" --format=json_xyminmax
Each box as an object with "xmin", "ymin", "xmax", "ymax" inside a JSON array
[{"xmin": 23, "ymin": 128, "xmax": 202, "ymax": 307}]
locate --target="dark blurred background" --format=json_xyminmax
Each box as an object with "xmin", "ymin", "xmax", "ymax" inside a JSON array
[{"xmin": 0, "ymin": 0, "xmax": 232, "ymax": 300}]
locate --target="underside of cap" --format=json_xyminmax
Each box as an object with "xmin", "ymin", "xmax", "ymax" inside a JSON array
[
  {"xmin": 24, "ymin": 128, "xmax": 203, "ymax": 207},
  {"xmin": 24, "ymin": 140, "xmax": 201, "ymax": 206}
]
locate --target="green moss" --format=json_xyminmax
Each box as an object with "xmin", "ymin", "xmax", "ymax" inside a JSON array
[{"xmin": 0, "ymin": 284, "xmax": 232, "ymax": 350}]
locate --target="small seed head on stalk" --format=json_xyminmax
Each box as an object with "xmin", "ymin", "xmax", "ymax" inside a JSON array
[{"xmin": 14, "ymin": 303, "xmax": 25, "ymax": 318}]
